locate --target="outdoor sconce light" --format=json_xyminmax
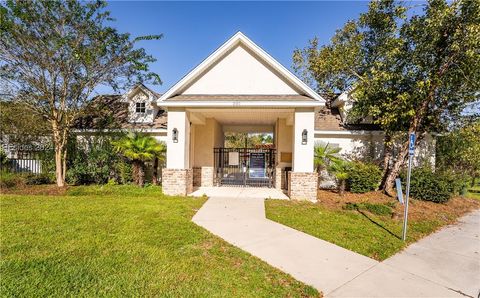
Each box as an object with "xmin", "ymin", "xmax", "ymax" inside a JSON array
[
  {"xmin": 301, "ymin": 129, "xmax": 308, "ymax": 145},
  {"xmin": 172, "ymin": 128, "xmax": 178, "ymax": 143}
]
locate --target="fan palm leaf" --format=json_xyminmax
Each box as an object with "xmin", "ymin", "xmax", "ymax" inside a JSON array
[
  {"xmin": 314, "ymin": 142, "xmax": 342, "ymax": 171},
  {"xmin": 112, "ymin": 132, "xmax": 166, "ymax": 186}
]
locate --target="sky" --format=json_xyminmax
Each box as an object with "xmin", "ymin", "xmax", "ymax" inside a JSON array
[{"xmin": 98, "ymin": 1, "xmax": 371, "ymax": 95}]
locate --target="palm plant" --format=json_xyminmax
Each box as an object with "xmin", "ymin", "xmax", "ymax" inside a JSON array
[
  {"xmin": 314, "ymin": 143, "xmax": 342, "ymax": 188},
  {"xmin": 314, "ymin": 143, "xmax": 342, "ymax": 172},
  {"xmin": 328, "ymin": 160, "xmax": 351, "ymax": 196},
  {"xmin": 112, "ymin": 133, "xmax": 165, "ymax": 187}
]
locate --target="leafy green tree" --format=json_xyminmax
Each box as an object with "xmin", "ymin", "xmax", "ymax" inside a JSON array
[
  {"xmin": 224, "ymin": 133, "xmax": 273, "ymax": 148},
  {"xmin": 294, "ymin": 0, "xmax": 480, "ymax": 194},
  {"xmin": 112, "ymin": 133, "xmax": 165, "ymax": 187},
  {"xmin": 0, "ymin": 0, "xmax": 162, "ymax": 187},
  {"xmin": 0, "ymin": 101, "xmax": 50, "ymax": 145},
  {"xmin": 437, "ymin": 121, "xmax": 480, "ymax": 186}
]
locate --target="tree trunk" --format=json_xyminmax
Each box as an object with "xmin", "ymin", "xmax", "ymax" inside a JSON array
[
  {"xmin": 381, "ymin": 93, "xmax": 430, "ymax": 195},
  {"xmin": 52, "ymin": 122, "xmax": 68, "ymax": 187},
  {"xmin": 152, "ymin": 157, "xmax": 158, "ymax": 185},
  {"xmin": 382, "ymin": 146, "xmax": 409, "ymax": 196},
  {"xmin": 379, "ymin": 134, "xmax": 393, "ymax": 190},
  {"xmin": 132, "ymin": 160, "xmax": 141, "ymax": 185},
  {"xmin": 54, "ymin": 144, "xmax": 65, "ymax": 187},
  {"xmin": 138, "ymin": 162, "xmax": 145, "ymax": 187},
  {"xmin": 382, "ymin": 130, "xmax": 427, "ymax": 195},
  {"xmin": 338, "ymin": 179, "xmax": 346, "ymax": 196},
  {"xmin": 316, "ymin": 166, "xmax": 321, "ymax": 190}
]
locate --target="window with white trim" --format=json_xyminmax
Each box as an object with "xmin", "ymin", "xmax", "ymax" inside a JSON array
[{"xmin": 135, "ymin": 102, "xmax": 146, "ymax": 113}]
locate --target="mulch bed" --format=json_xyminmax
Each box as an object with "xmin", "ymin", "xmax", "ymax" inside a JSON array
[
  {"xmin": 317, "ymin": 189, "xmax": 480, "ymax": 222},
  {"xmin": 1, "ymin": 184, "xmax": 69, "ymax": 196}
]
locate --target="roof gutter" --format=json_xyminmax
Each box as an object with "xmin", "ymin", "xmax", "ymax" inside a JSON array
[
  {"xmin": 72, "ymin": 128, "xmax": 167, "ymax": 134},
  {"xmin": 158, "ymin": 101, "xmax": 325, "ymax": 108},
  {"xmin": 314, "ymin": 130, "xmax": 384, "ymax": 135}
]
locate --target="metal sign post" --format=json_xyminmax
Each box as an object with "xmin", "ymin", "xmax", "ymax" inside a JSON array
[{"xmin": 402, "ymin": 132, "xmax": 415, "ymax": 241}]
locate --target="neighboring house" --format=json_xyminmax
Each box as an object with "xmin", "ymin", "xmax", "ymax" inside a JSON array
[
  {"xmin": 1, "ymin": 135, "xmax": 50, "ymax": 174},
  {"xmin": 76, "ymin": 32, "xmax": 435, "ymax": 201}
]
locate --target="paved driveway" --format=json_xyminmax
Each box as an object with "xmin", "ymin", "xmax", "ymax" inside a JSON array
[{"xmin": 193, "ymin": 192, "xmax": 480, "ymax": 297}]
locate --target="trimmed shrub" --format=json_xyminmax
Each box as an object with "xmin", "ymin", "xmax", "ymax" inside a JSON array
[
  {"xmin": 402, "ymin": 167, "xmax": 452, "ymax": 203},
  {"xmin": 347, "ymin": 162, "xmax": 382, "ymax": 193},
  {"xmin": 441, "ymin": 170, "xmax": 468, "ymax": 196},
  {"xmin": 0, "ymin": 148, "xmax": 8, "ymax": 168},
  {"xmin": 66, "ymin": 137, "xmax": 120, "ymax": 185}
]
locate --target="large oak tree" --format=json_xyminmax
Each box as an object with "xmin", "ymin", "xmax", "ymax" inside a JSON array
[
  {"xmin": 294, "ymin": 0, "xmax": 480, "ymax": 194},
  {"xmin": 0, "ymin": 0, "xmax": 162, "ymax": 186}
]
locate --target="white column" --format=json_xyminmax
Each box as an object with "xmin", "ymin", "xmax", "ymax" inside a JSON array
[
  {"xmin": 292, "ymin": 108, "xmax": 314, "ymax": 172},
  {"xmin": 166, "ymin": 108, "xmax": 190, "ymax": 169}
]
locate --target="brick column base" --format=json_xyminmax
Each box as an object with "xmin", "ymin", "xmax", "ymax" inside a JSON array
[
  {"xmin": 193, "ymin": 166, "xmax": 214, "ymax": 187},
  {"xmin": 162, "ymin": 168, "xmax": 193, "ymax": 196},
  {"xmin": 275, "ymin": 167, "xmax": 283, "ymax": 190},
  {"xmin": 288, "ymin": 172, "xmax": 317, "ymax": 201}
]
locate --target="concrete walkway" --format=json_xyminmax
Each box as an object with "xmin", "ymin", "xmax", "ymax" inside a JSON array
[
  {"xmin": 192, "ymin": 195, "xmax": 378, "ymax": 294},
  {"xmin": 190, "ymin": 186, "xmax": 289, "ymax": 200},
  {"xmin": 193, "ymin": 191, "xmax": 480, "ymax": 297},
  {"xmin": 329, "ymin": 210, "xmax": 480, "ymax": 298}
]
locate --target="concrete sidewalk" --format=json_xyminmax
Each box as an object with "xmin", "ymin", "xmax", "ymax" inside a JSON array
[
  {"xmin": 329, "ymin": 210, "xmax": 480, "ymax": 298},
  {"xmin": 193, "ymin": 192, "xmax": 480, "ymax": 297},
  {"xmin": 193, "ymin": 196, "xmax": 378, "ymax": 294}
]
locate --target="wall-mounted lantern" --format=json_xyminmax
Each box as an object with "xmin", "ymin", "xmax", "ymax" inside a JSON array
[
  {"xmin": 172, "ymin": 128, "xmax": 178, "ymax": 143},
  {"xmin": 301, "ymin": 129, "xmax": 308, "ymax": 145}
]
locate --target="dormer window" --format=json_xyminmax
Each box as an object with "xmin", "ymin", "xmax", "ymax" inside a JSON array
[{"xmin": 135, "ymin": 102, "xmax": 146, "ymax": 113}]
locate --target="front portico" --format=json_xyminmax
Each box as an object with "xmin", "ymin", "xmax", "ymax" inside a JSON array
[{"xmin": 158, "ymin": 32, "xmax": 325, "ymax": 201}]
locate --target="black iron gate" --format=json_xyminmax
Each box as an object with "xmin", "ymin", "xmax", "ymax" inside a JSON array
[{"xmin": 214, "ymin": 147, "xmax": 276, "ymax": 187}]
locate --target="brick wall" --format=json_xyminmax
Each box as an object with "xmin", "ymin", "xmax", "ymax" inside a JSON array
[
  {"xmin": 162, "ymin": 168, "xmax": 193, "ymax": 196},
  {"xmin": 288, "ymin": 172, "xmax": 317, "ymax": 201},
  {"xmin": 193, "ymin": 166, "xmax": 214, "ymax": 187},
  {"xmin": 275, "ymin": 167, "xmax": 283, "ymax": 190}
]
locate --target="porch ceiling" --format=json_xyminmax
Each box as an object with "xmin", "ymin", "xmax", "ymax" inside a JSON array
[{"xmin": 188, "ymin": 108, "xmax": 293, "ymax": 125}]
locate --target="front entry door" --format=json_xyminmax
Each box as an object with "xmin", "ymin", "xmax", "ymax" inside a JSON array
[{"xmin": 214, "ymin": 148, "xmax": 276, "ymax": 187}]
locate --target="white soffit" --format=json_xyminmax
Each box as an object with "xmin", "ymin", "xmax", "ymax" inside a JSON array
[{"xmin": 158, "ymin": 32, "xmax": 325, "ymax": 103}]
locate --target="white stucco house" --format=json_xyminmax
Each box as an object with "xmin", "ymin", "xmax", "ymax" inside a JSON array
[{"xmin": 76, "ymin": 32, "xmax": 435, "ymax": 201}]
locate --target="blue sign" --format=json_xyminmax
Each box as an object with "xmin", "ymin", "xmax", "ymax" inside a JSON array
[{"xmin": 408, "ymin": 133, "xmax": 416, "ymax": 156}]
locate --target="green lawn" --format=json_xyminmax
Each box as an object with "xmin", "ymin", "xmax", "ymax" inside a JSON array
[
  {"xmin": 467, "ymin": 191, "xmax": 480, "ymax": 200},
  {"xmin": 1, "ymin": 185, "xmax": 318, "ymax": 297},
  {"xmin": 467, "ymin": 185, "xmax": 480, "ymax": 200},
  {"xmin": 265, "ymin": 200, "xmax": 452, "ymax": 261}
]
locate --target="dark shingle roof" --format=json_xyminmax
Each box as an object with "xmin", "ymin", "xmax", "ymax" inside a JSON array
[
  {"xmin": 75, "ymin": 95, "xmax": 167, "ymax": 130},
  {"xmin": 314, "ymin": 108, "xmax": 380, "ymax": 131}
]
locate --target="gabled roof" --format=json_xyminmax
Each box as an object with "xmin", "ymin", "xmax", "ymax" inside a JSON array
[
  {"xmin": 121, "ymin": 83, "xmax": 161, "ymax": 103},
  {"xmin": 75, "ymin": 94, "xmax": 167, "ymax": 130},
  {"xmin": 158, "ymin": 32, "xmax": 325, "ymax": 105}
]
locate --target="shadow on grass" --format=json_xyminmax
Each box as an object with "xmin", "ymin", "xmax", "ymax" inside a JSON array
[{"xmin": 356, "ymin": 209, "xmax": 402, "ymax": 240}]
